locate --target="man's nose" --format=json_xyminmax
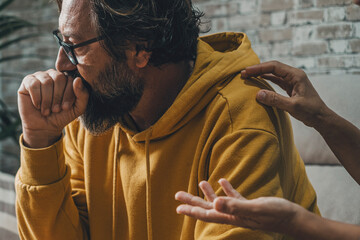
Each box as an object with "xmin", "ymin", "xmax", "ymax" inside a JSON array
[{"xmin": 55, "ymin": 48, "xmax": 77, "ymax": 72}]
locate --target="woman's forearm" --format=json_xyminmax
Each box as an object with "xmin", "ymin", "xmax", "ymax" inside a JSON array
[
  {"xmin": 314, "ymin": 107, "xmax": 360, "ymax": 184},
  {"xmin": 290, "ymin": 206, "xmax": 360, "ymax": 240}
]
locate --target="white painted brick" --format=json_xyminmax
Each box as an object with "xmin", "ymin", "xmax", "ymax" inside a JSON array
[
  {"xmin": 202, "ymin": 3, "xmax": 229, "ymax": 18},
  {"xmin": 239, "ymin": 0, "xmax": 258, "ymax": 14},
  {"xmin": 259, "ymin": 28, "xmax": 293, "ymax": 42},
  {"xmin": 299, "ymin": 0, "xmax": 314, "ymax": 8},
  {"xmin": 292, "ymin": 41, "xmax": 328, "ymax": 56},
  {"xmin": 352, "ymin": 54, "xmax": 360, "ymax": 67},
  {"xmin": 271, "ymin": 11, "xmax": 286, "ymax": 26},
  {"xmin": 329, "ymin": 39, "xmax": 349, "ymax": 53},
  {"xmin": 324, "ymin": 7, "xmax": 346, "ymax": 22},
  {"xmin": 288, "ymin": 9, "xmax": 324, "ymax": 25},
  {"xmin": 346, "ymin": 5, "xmax": 360, "ymax": 21},
  {"xmin": 293, "ymin": 57, "xmax": 316, "ymax": 69},
  {"xmin": 293, "ymin": 25, "xmax": 316, "ymax": 43},
  {"xmin": 349, "ymin": 39, "xmax": 360, "ymax": 53},
  {"xmin": 316, "ymin": 23, "xmax": 353, "ymax": 39},
  {"xmin": 353, "ymin": 22, "xmax": 360, "ymax": 38},
  {"xmin": 261, "ymin": 0, "xmax": 294, "ymax": 12},
  {"xmin": 207, "ymin": 17, "xmax": 229, "ymax": 33},
  {"xmin": 253, "ymin": 44, "xmax": 272, "ymax": 59},
  {"xmin": 316, "ymin": 0, "xmax": 353, "ymax": 7},
  {"xmin": 228, "ymin": 14, "xmax": 261, "ymax": 30},
  {"xmin": 272, "ymin": 42, "xmax": 292, "ymax": 56},
  {"xmin": 318, "ymin": 55, "xmax": 354, "ymax": 68}
]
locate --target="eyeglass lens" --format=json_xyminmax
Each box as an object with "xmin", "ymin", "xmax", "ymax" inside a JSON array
[{"xmin": 54, "ymin": 31, "xmax": 77, "ymax": 65}]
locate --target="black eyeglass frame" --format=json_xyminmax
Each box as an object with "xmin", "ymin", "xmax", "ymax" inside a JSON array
[{"xmin": 53, "ymin": 29, "xmax": 104, "ymax": 65}]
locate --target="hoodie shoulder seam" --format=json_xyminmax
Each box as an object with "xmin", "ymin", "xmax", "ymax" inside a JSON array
[{"xmin": 217, "ymin": 91, "xmax": 234, "ymax": 133}]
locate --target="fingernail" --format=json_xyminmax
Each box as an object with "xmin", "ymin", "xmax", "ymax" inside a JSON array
[
  {"xmin": 62, "ymin": 102, "xmax": 70, "ymax": 110},
  {"xmin": 241, "ymin": 70, "xmax": 248, "ymax": 78},
  {"xmin": 52, "ymin": 104, "xmax": 60, "ymax": 113},
  {"xmin": 76, "ymin": 79, "xmax": 84, "ymax": 90},
  {"xmin": 176, "ymin": 205, "xmax": 183, "ymax": 213},
  {"xmin": 44, "ymin": 109, "xmax": 50, "ymax": 116},
  {"xmin": 257, "ymin": 91, "xmax": 266, "ymax": 101}
]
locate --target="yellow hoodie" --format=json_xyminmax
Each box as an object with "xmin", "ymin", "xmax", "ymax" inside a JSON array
[{"xmin": 16, "ymin": 32, "xmax": 319, "ymax": 240}]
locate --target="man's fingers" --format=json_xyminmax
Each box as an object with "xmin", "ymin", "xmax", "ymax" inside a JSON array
[
  {"xmin": 241, "ymin": 61, "xmax": 296, "ymax": 80},
  {"xmin": 218, "ymin": 179, "xmax": 244, "ymax": 199},
  {"xmin": 199, "ymin": 181, "xmax": 217, "ymax": 202},
  {"xmin": 48, "ymin": 70, "xmax": 67, "ymax": 113},
  {"xmin": 20, "ymin": 76, "xmax": 41, "ymax": 110},
  {"xmin": 61, "ymin": 77, "xmax": 76, "ymax": 111},
  {"xmin": 256, "ymin": 90, "xmax": 292, "ymax": 112},
  {"xmin": 73, "ymin": 77, "xmax": 89, "ymax": 117},
  {"xmin": 36, "ymin": 72, "xmax": 54, "ymax": 116},
  {"xmin": 175, "ymin": 191, "xmax": 213, "ymax": 209}
]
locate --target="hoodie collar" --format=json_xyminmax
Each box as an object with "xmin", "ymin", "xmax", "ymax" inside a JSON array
[{"xmin": 123, "ymin": 32, "xmax": 260, "ymax": 142}]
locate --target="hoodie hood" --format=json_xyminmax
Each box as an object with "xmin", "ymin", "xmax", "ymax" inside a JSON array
[{"xmin": 132, "ymin": 32, "xmax": 260, "ymax": 142}]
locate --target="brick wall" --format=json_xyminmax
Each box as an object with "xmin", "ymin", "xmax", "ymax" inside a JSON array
[{"xmin": 193, "ymin": 0, "xmax": 360, "ymax": 75}]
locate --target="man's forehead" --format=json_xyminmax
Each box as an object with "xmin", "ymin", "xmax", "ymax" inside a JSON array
[{"xmin": 58, "ymin": 0, "xmax": 94, "ymax": 39}]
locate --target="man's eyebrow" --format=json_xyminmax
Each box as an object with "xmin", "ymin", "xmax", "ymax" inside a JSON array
[{"xmin": 59, "ymin": 29, "xmax": 84, "ymax": 41}]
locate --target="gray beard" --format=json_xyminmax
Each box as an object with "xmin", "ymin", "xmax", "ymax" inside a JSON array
[{"xmin": 71, "ymin": 60, "xmax": 144, "ymax": 135}]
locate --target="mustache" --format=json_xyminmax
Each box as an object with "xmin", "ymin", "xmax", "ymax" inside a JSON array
[{"xmin": 65, "ymin": 70, "xmax": 92, "ymax": 93}]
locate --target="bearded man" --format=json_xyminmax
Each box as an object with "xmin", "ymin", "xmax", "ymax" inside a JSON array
[{"xmin": 15, "ymin": 0, "xmax": 319, "ymax": 239}]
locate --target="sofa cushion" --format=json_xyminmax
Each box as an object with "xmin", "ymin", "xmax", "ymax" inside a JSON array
[
  {"xmin": 0, "ymin": 172, "xmax": 19, "ymax": 240},
  {"xmin": 306, "ymin": 165, "xmax": 360, "ymax": 224},
  {"xmin": 271, "ymin": 74, "xmax": 360, "ymax": 165}
]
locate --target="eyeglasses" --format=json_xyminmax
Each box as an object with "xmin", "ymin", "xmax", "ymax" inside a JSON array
[{"xmin": 53, "ymin": 29, "xmax": 104, "ymax": 65}]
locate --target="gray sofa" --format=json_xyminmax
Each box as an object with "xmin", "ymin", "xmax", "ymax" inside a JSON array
[
  {"xmin": 290, "ymin": 74, "xmax": 360, "ymax": 224},
  {"xmin": 0, "ymin": 75, "xmax": 359, "ymax": 239}
]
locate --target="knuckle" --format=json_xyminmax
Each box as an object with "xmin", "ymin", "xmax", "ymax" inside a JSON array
[
  {"xmin": 295, "ymin": 69, "xmax": 306, "ymax": 80},
  {"xmin": 29, "ymin": 80, "xmax": 41, "ymax": 90},
  {"xmin": 42, "ymin": 77, "xmax": 54, "ymax": 87},
  {"xmin": 292, "ymin": 100, "xmax": 302, "ymax": 112},
  {"xmin": 53, "ymin": 72, "xmax": 67, "ymax": 82},
  {"xmin": 270, "ymin": 60, "xmax": 280, "ymax": 66},
  {"xmin": 269, "ymin": 93, "xmax": 278, "ymax": 105}
]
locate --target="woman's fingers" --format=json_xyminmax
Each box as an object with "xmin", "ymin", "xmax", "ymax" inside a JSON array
[
  {"xmin": 199, "ymin": 181, "xmax": 218, "ymax": 202},
  {"xmin": 218, "ymin": 179, "xmax": 245, "ymax": 199},
  {"xmin": 175, "ymin": 191, "xmax": 213, "ymax": 209},
  {"xmin": 241, "ymin": 61, "xmax": 296, "ymax": 80},
  {"xmin": 176, "ymin": 204, "xmax": 235, "ymax": 225}
]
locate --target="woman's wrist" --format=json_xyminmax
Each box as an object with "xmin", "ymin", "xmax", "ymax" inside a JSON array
[{"xmin": 312, "ymin": 105, "xmax": 337, "ymax": 134}]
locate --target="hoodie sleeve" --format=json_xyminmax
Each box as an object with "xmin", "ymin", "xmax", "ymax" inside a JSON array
[
  {"xmin": 194, "ymin": 129, "xmax": 286, "ymax": 239},
  {"xmin": 15, "ymin": 134, "xmax": 89, "ymax": 240},
  {"xmin": 192, "ymin": 76, "xmax": 318, "ymax": 239}
]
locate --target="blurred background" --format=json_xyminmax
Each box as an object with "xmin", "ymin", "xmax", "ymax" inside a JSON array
[{"xmin": 0, "ymin": 0, "xmax": 359, "ymax": 175}]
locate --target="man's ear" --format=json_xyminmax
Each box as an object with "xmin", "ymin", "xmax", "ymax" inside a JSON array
[{"xmin": 135, "ymin": 44, "xmax": 151, "ymax": 68}]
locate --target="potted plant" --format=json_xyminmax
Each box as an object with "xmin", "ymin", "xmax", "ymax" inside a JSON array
[{"xmin": 0, "ymin": 0, "xmax": 40, "ymax": 173}]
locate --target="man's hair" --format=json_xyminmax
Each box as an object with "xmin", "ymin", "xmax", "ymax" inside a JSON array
[{"xmin": 56, "ymin": 0, "xmax": 203, "ymax": 66}]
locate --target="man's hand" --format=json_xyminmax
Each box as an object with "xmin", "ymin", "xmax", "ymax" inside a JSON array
[
  {"xmin": 175, "ymin": 179, "xmax": 300, "ymax": 234},
  {"xmin": 241, "ymin": 61, "xmax": 330, "ymax": 128},
  {"xmin": 18, "ymin": 69, "xmax": 89, "ymax": 148}
]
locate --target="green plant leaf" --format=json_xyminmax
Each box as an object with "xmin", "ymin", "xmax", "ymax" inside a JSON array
[
  {"xmin": 0, "ymin": 33, "xmax": 39, "ymax": 49},
  {"xmin": 0, "ymin": 53, "xmax": 51, "ymax": 63},
  {"xmin": 0, "ymin": 0, "xmax": 14, "ymax": 12},
  {"xmin": 0, "ymin": 17, "xmax": 33, "ymax": 39}
]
